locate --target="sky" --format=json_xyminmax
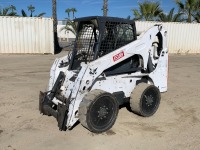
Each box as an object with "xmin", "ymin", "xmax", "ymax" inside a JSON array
[{"xmin": 0, "ymin": 0, "xmax": 178, "ymax": 20}]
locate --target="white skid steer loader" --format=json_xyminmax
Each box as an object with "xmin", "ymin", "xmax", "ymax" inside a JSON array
[{"xmin": 39, "ymin": 16, "xmax": 168, "ymax": 133}]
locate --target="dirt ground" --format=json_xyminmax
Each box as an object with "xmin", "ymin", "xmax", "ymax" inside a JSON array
[{"xmin": 0, "ymin": 52, "xmax": 200, "ymax": 150}]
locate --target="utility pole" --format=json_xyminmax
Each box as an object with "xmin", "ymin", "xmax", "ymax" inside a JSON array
[
  {"xmin": 102, "ymin": 0, "xmax": 108, "ymax": 16},
  {"xmin": 52, "ymin": 0, "xmax": 61, "ymax": 53}
]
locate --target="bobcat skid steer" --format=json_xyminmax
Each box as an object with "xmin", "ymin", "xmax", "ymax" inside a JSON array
[{"xmin": 39, "ymin": 16, "xmax": 168, "ymax": 133}]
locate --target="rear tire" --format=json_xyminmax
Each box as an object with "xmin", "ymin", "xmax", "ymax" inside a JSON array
[
  {"xmin": 130, "ymin": 83, "xmax": 160, "ymax": 117},
  {"xmin": 79, "ymin": 89, "xmax": 119, "ymax": 133}
]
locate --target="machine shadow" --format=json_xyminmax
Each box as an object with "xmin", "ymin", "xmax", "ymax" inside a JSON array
[{"xmin": 119, "ymin": 102, "xmax": 133, "ymax": 113}]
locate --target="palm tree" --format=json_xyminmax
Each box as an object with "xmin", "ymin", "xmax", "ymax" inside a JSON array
[
  {"xmin": 158, "ymin": 8, "xmax": 184, "ymax": 22},
  {"xmin": 9, "ymin": 5, "xmax": 16, "ymax": 13},
  {"xmin": 65, "ymin": 8, "xmax": 71, "ymax": 19},
  {"xmin": 21, "ymin": 9, "xmax": 45, "ymax": 17},
  {"xmin": 61, "ymin": 19, "xmax": 77, "ymax": 36},
  {"xmin": 175, "ymin": 0, "xmax": 200, "ymax": 23},
  {"xmin": 0, "ymin": 7, "xmax": 17, "ymax": 16},
  {"xmin": 71, "ymin": 8, "xmax": 77, "ymax": 19},
  {"xmin": 27, "ymin": 5, "xmax": 35, "ymax": 17},
  {"xmin": 132, "ymin": 1, "xmax": 163, "ymax": 21}
]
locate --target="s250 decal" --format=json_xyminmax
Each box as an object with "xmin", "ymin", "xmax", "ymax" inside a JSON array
[{"xmin": 113, "ymin": 51, "xmax": 124, "ymax": 62}]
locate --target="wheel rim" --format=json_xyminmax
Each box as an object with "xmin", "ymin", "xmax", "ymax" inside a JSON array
[
  {"xmin": 141, "ymin": 86, "xmax": 160, "ymax": 115},
  {"xmin": 89, "ymin": 95, "xmax": 117, "ymax": 130}
]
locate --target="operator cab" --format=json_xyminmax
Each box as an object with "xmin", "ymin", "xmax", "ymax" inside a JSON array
[{"xmin": 68, "ymin": 16, "xmax": 137, "ymax": 71}]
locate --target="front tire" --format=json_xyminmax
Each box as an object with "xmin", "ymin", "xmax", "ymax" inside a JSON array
[
  {"xmin": 130, "ymin": 83, "xmax": 161, "ymax": 117},
  {"xmin": 79, "ymin": 89, "xmax": 119, "ymax": 133}
]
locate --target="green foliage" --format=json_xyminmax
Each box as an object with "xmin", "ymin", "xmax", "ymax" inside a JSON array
[
  {"xmin": 0, "ymin": 6, "xmax": 17, "ymax": 16},
  {"xmin": 71, "ymin": 8, "xmax": 77, "ymax": 19},
  {"xmin": 194, "ymin": 12, "xmax": 200, "ymax": 23},
  {"xmin": 158, "ymin": 8, "xmax": 184, "ymax": 22},
  {"xmin": 63, "ymin": 7, "xmax": 78, "ymax": 36},
  {"xmin": 131, "ymin": 0, "xmax": 200, "ymax": 23},
  {"xmin": 175, "ymin": 0, "xmax": 200, "ymax": 23},
  {"xmin": 65, "ymin": 8, "xmax": 72, "ymax": 19},
  {"xmin": 36, "ymin": 13, "xmax": 46, "ymax": 17},
  {"xmin": 61, "ymin": 19, "xmax": 77, "ymax": 36},
  {"xmin": 65, "ymin": 8, "xmax": 77, "ymax": 19},
  {"xmin": 21, "ymin": 5, "xmax": 45, "ymax": 17},
  {"xmin": 132, "ymin": 1, "xmax": 163, "ymax": 21},
  {"xmin": 0, "ymin": 4, "xmax": 45, "ymax": 17},
  {"xmin": 27, "ymin": 5, "xmax": 35, "ymax": 17},
  {"xmin": 9, "ymin": 5, "xmax": 16, "ymax": 13},
  {"xmin": 21, "ymin": 9, "xmax": 27, "ymax": 17}
]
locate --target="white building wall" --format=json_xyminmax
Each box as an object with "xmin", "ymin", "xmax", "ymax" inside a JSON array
[{"xmin": 0, "ymin": 16, "xmax": 54, "ymax": 54}]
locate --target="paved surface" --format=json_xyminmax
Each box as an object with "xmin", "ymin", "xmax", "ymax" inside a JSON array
[{"xmin": 0, "ymin": 52, "xmax": 200, "ymax": 150}]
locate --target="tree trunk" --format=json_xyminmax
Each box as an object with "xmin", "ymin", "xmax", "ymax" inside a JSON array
[
  {"xmin": 188, "ymin": 9, "xmax": 192, "ymax": 23},
  {"xmin": 52, "ymin": 0, "xmax": 61, "ymax": 54},
  {"xmin": 103, "ymin": 0, "xmax": 108, "ymax": 16}
]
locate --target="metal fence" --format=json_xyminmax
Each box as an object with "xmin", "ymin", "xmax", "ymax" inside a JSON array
[
  {"xmin": 136, "ymin": 21, "xmax": 200, "ymax": 54},
  {"xmin": 0, "ymin": 16, "xmax": 54, "ymax": 54}
]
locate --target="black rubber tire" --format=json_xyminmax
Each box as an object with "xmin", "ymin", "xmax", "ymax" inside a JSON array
[
  {"xmin": 130, "ymin": 83, "xmax": 161, "ymax": 117},
  {"xmin": 78, "ymin": 89, "xmax": 119, "ymax": 133}
]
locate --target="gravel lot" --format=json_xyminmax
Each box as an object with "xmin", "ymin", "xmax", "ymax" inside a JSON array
[{"xmin": 0, "ymin": 52, "xmax": 200, "ymax": 150}]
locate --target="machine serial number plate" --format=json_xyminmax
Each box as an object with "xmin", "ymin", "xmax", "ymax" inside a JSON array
[{"xmin": 113, "ymin": 51, "xmax": 124, "ymax": 62}]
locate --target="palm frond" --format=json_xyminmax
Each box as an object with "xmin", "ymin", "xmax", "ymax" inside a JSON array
[
  {"xmin": 175, "ymin": 0, "xmax": 200, "ymax": 22},
  {"xmin": 21, "ymin": 9, "xmax": 27, "ymax": 17},
  {"xmin": 61, "ymin": 19, "xmax": 77, "ymax": 36},
  {"xmin": 176, "ymin": 1, "xmax": 185, "ymax": 10},
  {"xmin": 173, "ymin": 12, "xmax": 184, "ymax": 22},
  {"xmin": 132, "ymin": 9, "xmax": 142, "ymax": 20},
  {"xmin": 7, "ymin": 12, "xmax": 17, "ymax": 16},
  {"xmin": 35, "ymin": 12, "xmax": 46, "ymax": 17},
  {"xmin": 3, "ymin": 7, "xmax": 9, "ymax": 15},
  {"xmin": 192, "ymin": 12, "xmax": 200, "ymax": 23},
  {"xmin": 168, "ymin": 8, "xmax": 175, "ymax": 21},
  {"xmin": 133, "ymin": 1, "xmax": 162, "ymax": 21}
]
